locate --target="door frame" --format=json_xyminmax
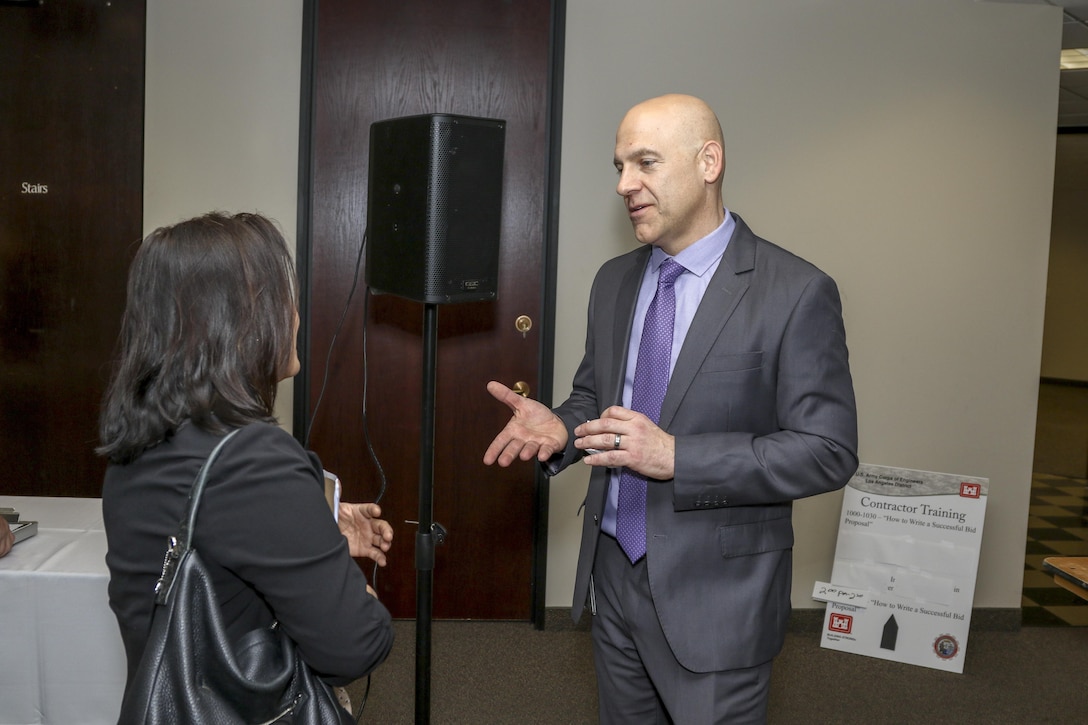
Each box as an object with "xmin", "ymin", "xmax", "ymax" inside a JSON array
[{"xmin": 293, "ymin": 0, "xmax": 566, "ymax": 629}]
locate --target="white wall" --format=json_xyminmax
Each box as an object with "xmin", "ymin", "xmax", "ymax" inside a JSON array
[
  {"xmin": 549, "ymin": 0, "xmax": 1061, "ymax": 610},
  {"xmin": 146, "ymin": 0, "xmax": 1062, "ymax": 614},
  {"xmin": 144, "ymin": 0, "xmax": 303, "ymax": 428}
]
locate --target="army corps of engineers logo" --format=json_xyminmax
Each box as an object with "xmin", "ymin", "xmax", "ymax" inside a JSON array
[
  {"xmin": 933, "ymin": 633, "xmax": 960, "ymax": 661},
  {"xmin": 828, "ymin": 612, "xmax": 853, "ymax": 634}
]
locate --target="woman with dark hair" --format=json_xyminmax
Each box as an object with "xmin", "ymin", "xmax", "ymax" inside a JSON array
[{"xmin": 99, "ymin": 212, "xmax": 393, "ymax": 713}]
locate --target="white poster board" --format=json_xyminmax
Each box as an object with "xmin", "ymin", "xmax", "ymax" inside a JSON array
[{"xmin": 816, "ymin": 463, "xmax": 988, "ymax": 673}]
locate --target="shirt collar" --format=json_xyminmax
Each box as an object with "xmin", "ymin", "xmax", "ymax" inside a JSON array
[{"xmin": 650, "ymin": 207, "xmax": 734, "ymax": 277}]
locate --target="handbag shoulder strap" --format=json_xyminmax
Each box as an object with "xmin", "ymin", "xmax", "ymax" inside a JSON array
[
  {"xmin": 177, "ymin": 428, "xmax": 242, "ymax": 549},
  {"xmin": 153, "ymin": 428, "xmax": 241, "ymax": 603}
]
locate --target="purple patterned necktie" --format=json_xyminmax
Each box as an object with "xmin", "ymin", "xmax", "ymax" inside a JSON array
[{"xmin": 616, "ymin": 258, "xmax": 685, "ymax": 563}]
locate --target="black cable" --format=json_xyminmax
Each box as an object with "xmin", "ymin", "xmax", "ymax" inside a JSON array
[
  {"xmin": 354, "ymin": 673, "xmax": 373, "ymax": 725},
  {"xmin": 353, "ymin": 286, "xmax": 388, "ymax": 723},
  {"xmin": 301, "ymin": 228, "xmax": 387, "ymax": 723},
  {"xmin": 305, "ymin": 231, "xmax": 388, "ymax": 505},
  {"xmin": 360, "ymin": 286, "xmax": 389, "ymax": 507},
  {"xmin": 305, "ymin": 228, "xmax": 367, "ymax": 448}
]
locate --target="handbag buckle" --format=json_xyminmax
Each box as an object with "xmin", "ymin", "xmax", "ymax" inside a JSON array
[{"xmin": 153, "ymin": 535, "xmax": 183, "ymax": 599}]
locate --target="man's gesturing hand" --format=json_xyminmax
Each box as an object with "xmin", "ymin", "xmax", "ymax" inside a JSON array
[{"xmin": 483, "ymin": 381, "xmax": 569, "ymax": 467}]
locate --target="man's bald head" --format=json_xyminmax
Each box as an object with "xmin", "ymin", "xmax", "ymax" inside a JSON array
[
  {"xmin": 613, "ymin": 94, "xmax": 726, "ymax": 254},
  {"xmin": 624, "ymin": 94, "xmax": 724, "ymax": 160}
]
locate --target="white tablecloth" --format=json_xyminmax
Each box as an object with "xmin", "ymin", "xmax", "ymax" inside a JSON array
[{"xmin": 0, "ymin": 496, "xmax": 125, "ymax": 725}]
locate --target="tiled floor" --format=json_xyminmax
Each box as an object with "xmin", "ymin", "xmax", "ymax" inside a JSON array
[
  {"xmin": 1022, "ymin": 382, "xmax": 1088, "ymax": 626},
  {"xmin": 1022, "ymin": 472, "xmax": 1088, "ymax": 626}
]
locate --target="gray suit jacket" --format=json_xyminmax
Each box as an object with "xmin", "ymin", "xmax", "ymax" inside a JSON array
[{"xmin": 550, "ymin": 213, "xmax": 858, "ymax": 673}]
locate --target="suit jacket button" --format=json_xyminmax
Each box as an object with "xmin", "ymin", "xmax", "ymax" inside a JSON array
[{"xmin": 593, "ymin": 514, "xmax": 599, "ymax": 525}]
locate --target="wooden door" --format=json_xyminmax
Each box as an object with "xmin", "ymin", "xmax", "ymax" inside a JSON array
[
  {"xmin": 299, "ymin": 0, "xmax": 561, "ymax": 621},
  {"xmin": 0, "ymin": 0, "xmax": 145, "ymax": 498}
]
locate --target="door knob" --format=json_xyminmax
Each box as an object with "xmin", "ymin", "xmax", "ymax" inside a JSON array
[{"xmin": 512, "ymin": 381, "xmax": 530, "ymax": 397}]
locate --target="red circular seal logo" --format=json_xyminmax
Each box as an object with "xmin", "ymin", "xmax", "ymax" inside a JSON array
[{"xmin": 933, "ymin": 634, "xmax": 960, "ymax": 660}]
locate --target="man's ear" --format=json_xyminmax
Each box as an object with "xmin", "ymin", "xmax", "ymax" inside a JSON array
[{"xmin": 700, "ymin": 140, "xmax": 725, "ymax": 184}]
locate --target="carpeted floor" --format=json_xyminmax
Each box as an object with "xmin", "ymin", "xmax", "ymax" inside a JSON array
[{"xmin": 347, "ymin": 618, "xmax": 1088, "ymax": 723}]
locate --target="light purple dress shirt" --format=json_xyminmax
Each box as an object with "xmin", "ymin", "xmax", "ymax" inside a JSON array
[{"xmin": 601, "ymin": 210, "xmax": 735, "ymax": 537}]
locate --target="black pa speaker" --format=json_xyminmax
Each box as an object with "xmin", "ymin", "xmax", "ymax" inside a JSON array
[{"xmin": 365, "ymin": 113, "xmax": 506, "ymax": 304}]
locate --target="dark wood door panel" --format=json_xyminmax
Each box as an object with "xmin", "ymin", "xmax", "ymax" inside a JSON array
[
  {"xmin": 0, "ymin": 0, "xmax": 145, "ymax": 497},
  {"xmin": 305, "ymin": 0, "xmax": 553, "ymax": 619}
]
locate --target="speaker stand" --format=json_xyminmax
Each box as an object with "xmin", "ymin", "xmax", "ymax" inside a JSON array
[{"xmin": 414, "ymin": 302, "xmax": 446, "ymax": 724}]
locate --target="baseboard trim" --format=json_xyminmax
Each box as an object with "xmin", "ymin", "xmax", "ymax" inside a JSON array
[
  {"xmin": 544, "ymin": 606, "xmax": 1022, "ymax": 633},
  {"xmin": 1040, "ymin": 376, "xmax": 1088, "ymax": 388}
]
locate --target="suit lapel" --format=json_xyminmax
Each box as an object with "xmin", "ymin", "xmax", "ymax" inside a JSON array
[
  {"xmin": 608, "ymin": 250, "xmax": 650, "ymax": 406},
  {"xmin": 659, "ymin": 214, "xmax": 756, "ymax": 428}
]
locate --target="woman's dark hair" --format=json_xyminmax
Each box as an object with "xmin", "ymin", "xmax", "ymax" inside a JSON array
[{"xmin": 97, "ymin": 212, "xmax": 298, "ymax": 463}]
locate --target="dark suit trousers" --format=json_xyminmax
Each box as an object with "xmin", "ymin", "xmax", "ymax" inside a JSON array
[{"xmin": 591, "ymin": 533, "xmax": 773, "ymax": 724}]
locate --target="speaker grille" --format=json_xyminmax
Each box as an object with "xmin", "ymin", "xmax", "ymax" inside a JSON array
[
  {"xmin": 366, "ymin": 113, "xmax": 506, "ymax": 304},
  {"xmin": 426, "ymin": 120, "xmax": 453, "ymax": 296}
]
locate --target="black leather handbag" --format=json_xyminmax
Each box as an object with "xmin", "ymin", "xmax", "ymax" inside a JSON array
[{"xmin": 117, "ymin": 429, "xmax": 354, "ymax": 724}]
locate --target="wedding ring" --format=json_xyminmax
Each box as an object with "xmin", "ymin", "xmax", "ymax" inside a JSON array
[{"xmin": 614, "ymin": 434, "xmax": 622, "ymax": 449}]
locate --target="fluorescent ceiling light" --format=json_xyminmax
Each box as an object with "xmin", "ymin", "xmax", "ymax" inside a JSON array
[{"xmin": 1060, "ymin": 49, "xmax": 1088, "ymax": 70}]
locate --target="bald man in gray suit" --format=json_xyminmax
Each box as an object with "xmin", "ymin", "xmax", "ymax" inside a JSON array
[{"xmin": 485, "ymin": 94, "xmax": 858, "ymax": 723}]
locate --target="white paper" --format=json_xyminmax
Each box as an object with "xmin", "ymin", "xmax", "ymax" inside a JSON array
[
  {"xmin": 811, "ymin": 581, "xmax": 869, "ymax": 607},
  {"xmin": 819, "ymin": 463, "xmax": 988, "ymax": 673}
]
